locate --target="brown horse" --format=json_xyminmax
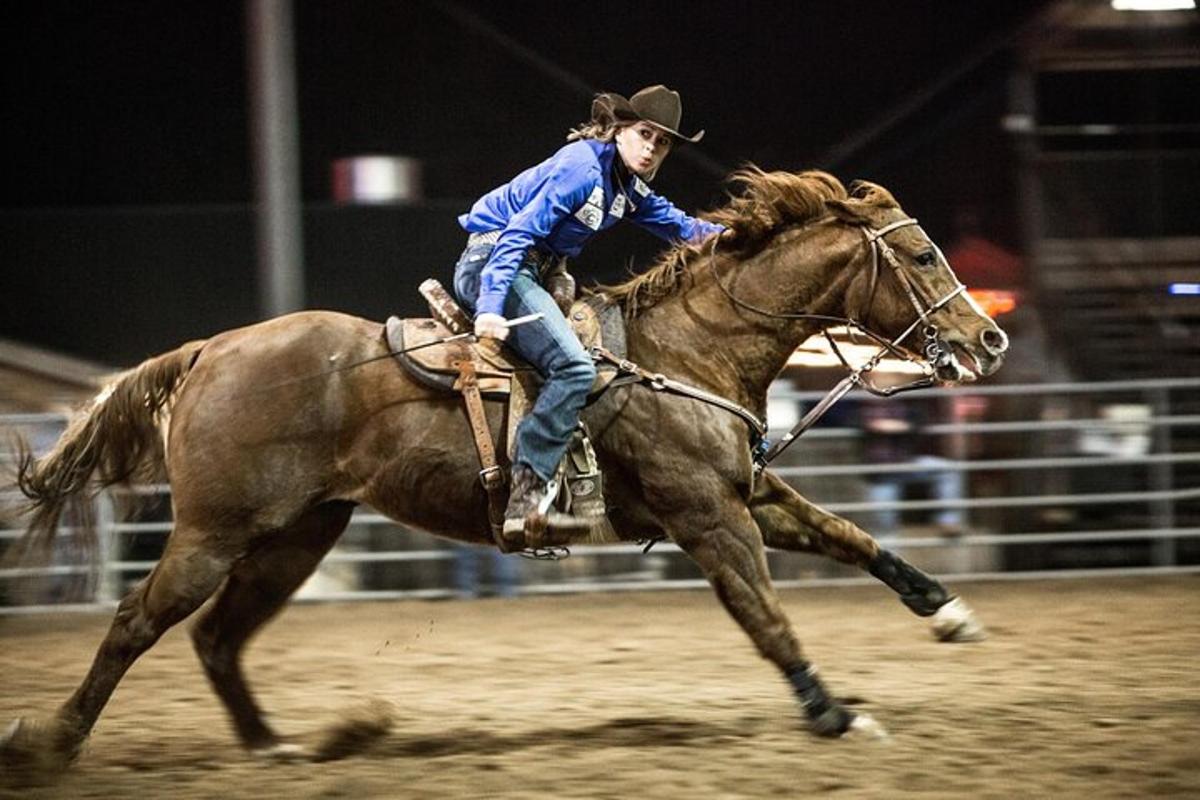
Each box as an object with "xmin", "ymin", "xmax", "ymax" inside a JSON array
[{"xmin": 3, "ymin": 170, "xmax": 1006, "ymax": 767}]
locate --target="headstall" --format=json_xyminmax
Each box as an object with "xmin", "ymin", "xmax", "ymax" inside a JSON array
[{"xmin": 707, "ymin": 216, "xmax": 966, "ymax": 469}]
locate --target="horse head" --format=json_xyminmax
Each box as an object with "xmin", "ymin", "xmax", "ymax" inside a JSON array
[{"xmin": 825, "ymin": 180, "xmax": 1009, "ymax": 382}]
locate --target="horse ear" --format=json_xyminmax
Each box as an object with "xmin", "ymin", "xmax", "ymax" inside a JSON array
[
  {"xmin": 825, "ymin": 198, "xmax": 862, "ymax": 224},
  {"xmin": 847, "ymin": 180, "xmax": 872, "ymax": 199}
]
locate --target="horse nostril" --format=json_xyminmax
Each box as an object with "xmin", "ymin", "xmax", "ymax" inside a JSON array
[{"xmin": 980, "ymin": 327, "xmax": 1008, "ymax": 355}]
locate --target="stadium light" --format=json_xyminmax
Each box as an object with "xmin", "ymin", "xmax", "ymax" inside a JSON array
[
  {"xmin": 1111, "ymin": 0, "xmax": 1196, "ymax": 10},
  {"xmin": 1168, "ymin": 282, "xmax": 1200, "ymax": 296}
]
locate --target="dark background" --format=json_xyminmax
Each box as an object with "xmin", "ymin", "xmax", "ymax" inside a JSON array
[{"xmin": 4, "ymin": 0, "xmax": 1050, "ymax": 364}]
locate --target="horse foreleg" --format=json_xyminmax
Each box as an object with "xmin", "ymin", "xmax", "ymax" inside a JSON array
[
  {"xmin": 2, "ymin": 524, "xmax": 233, "ymax": 771},
  {"xmin": 750, "ymin": 470, "xmax": 881, "ymax": 566},
  {"xmin": 750, "ymin": 470, "xmax": 985, "ymax": 641},
  {"xmin": 190, "ymin": 501, "xmax": 354, "ymax": 756},
  {"xmin": 664, "ymin": 496, "xmax": 882, "ymax": 739}
]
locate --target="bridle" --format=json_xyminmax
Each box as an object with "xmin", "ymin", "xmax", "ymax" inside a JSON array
[
  {"xmin": 709, "ymin": 216, "xmax": 966, "ymax": 390},
  {"xmin": 706, "ymin": 215, "xmax": 968, "ymax": 468},
  {"xmin": 851, "ymin": 217, "xmax": 967, "ymax": 377}
]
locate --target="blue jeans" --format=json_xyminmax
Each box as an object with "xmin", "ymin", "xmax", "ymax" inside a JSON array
[
  {"xmin": 453, "ymin": 242, "xmax": 596, "ymax": 482},
  {"xmin": 866, "ymin": 456, "xmax": 964, "ymax": 534},
  {"xmin": 453, "ymin": 543, "xmax": 520, "ymax": 598}
]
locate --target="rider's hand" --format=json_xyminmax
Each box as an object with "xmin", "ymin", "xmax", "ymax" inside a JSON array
[{"xmin": 474, "ymin": 313, "xmax": 509, "ymax": 342}]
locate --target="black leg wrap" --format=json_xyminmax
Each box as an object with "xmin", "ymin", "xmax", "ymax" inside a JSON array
[
  {"xmin": 868, "ymin": 549, "xmax": 949, "ymax": 617},
  {"xmin": 786, "ymin": 664, "xmax": 853, "ymax": 737}
]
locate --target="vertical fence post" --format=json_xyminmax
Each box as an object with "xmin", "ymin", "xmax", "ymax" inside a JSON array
[
  {"xmin": 1149, "ymin": 387, "xmax": 1176, "ymax": 567},
  {"xmin": 95, "ymin": 488, "xmax": 120, "ymax": 605}
]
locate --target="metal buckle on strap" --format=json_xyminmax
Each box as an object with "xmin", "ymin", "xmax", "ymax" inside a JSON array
[
  {"xmin": 479, "ymin": 465, "xmax": 505, "ymax": 489},
  {"xmin": 537, "ymin": 477, "xmax": 560, "ymax": 516}
]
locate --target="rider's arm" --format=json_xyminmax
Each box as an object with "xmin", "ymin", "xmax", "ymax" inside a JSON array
[
  {"xmin": 629, "ymin": 189, "xmax": 725, "ymax": 244},
  {"xmin": 474, "ymin": 161, "xmax": 598, "ymax": 319}
]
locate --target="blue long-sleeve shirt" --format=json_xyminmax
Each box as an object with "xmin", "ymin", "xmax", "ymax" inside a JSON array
[{"xmin": 458, "ymin": 138, "xmax": 724, "ymax": 318}]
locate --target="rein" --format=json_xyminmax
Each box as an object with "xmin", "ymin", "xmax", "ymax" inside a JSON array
[{"xmin": 588, "ymin": 345, "xmax": 768, "ymax": 440}]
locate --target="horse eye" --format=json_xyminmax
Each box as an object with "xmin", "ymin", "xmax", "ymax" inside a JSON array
[{"xmin": 915, "ymin": 251, "xmax": 937, "ymax": 267}]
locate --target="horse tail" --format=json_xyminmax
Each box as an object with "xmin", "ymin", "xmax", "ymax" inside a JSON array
[{"xmin": 12, "ymin": 339, "xmax": 207, "ymax": 553}]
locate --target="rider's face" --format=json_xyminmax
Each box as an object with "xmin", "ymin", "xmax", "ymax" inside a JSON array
[{"xmin": 615, "ymin": 122, "xmax": 673, "ymax": 178}]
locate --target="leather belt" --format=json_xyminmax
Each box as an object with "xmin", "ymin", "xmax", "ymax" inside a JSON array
[{"xmin": 466, "ymin": 231, "xmax": 560, "ymax": 277}]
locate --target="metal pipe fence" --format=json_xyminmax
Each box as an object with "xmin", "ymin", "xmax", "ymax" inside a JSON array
[{"xmin": 2, "ymin": 376, "xmax": 1197, "ymax": 613}]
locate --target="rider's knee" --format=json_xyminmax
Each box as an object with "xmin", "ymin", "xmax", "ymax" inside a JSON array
[{"xmin": 559, "ymin": 356, "xmax": 597, "ymax": 393}]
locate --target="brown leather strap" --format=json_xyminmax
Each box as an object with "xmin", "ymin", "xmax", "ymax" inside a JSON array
[
  {"xmin": 454, "ymin": 358, "xmax": 507, "ymax": 541},
  {"xmin": 589, "ymin": 346, "xmax": 767, "ymax": 438}
]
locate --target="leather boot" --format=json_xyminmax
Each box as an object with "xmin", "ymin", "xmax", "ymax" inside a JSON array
[{"xmin": 500, "ymin": 464, "xmax": 591, "ymax": 552}]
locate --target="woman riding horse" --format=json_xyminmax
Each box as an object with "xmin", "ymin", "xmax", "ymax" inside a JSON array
[
  {"xmin": 4, "ymin": 165, "xmax": 1009, "ymax": 768},
  {"xmin": 451, "ymin": 85, "xmax": 724, "ymax": 550}
]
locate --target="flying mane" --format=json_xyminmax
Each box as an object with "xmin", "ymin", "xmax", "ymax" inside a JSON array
[{"xmin": 598, "ymin": 168, "xmax": 897, "ymax": 318}]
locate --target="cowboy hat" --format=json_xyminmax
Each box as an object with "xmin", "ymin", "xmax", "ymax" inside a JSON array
[{"xmin": 591, "ymin": 85, "xmax": 705, "ymax": 143}]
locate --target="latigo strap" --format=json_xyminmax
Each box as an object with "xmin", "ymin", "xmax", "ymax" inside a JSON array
[{"xmin": 454, "ymin": 358, "xmax": 507, "ymax": 541}]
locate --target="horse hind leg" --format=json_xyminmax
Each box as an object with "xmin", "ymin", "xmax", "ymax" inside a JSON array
[
  {"xmin": 1, "ymin": 523, "xmax": 235, "ymax": 772},
  {"xmin": 750, "ymin": 470, "xmax": 985, "ymax": 642},
  {"xmin": 190, "ymin": 501, "xmax": 355, "ymax": 758},
  {"xmin": 866, "ymin": 550, "xmax": 986, "ymax": 642}
]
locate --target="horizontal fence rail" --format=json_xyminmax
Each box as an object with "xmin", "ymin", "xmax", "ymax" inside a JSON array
[{"xmin": 2, "ymin": 376, "xmax": 1198, "ymax": 613}]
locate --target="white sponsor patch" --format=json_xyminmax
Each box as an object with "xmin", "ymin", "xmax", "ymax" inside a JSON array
[
  {"xmin": 575, "ymin": 204, "xmax": 603, "ymax": 230},
  {"xmin": 586, "ymin": 185, "xmax": 604, "ymax": 206},
  {"xmin": 633, "ymin": 176, "xmax": 650, "ymax": 196},
  {"xmin": 609, "ymin": 193, "xmax": 626, "ymax": 219}
]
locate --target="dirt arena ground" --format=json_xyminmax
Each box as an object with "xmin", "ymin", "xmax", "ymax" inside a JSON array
[{"xmin": 1, "ymin": 576, "xmax": 1197, "ymax": 799}]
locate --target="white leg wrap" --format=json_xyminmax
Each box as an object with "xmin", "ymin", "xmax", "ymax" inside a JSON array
[
  {"xmin": 930, "ymin": 596, "xmax": 987, "ymax": 642},
  {"xmin": 0, "ymin": 718, "xmax": 21, "ymax": 745},
  {"xmin": 847, "ymin": 712, "xmax": 890, "ymax": 741}
]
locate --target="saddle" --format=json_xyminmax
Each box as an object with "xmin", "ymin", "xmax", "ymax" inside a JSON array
[{"xmin": 384, "ymin": 279, "xmax": 627, "ymax": 545}]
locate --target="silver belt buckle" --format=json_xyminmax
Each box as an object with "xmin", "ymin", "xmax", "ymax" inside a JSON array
[{"xmin": 468, "ymin": 231, "xmax": 501, "ymax": 247}]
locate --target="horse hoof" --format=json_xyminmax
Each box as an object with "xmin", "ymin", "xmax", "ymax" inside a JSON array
[
  {"xmin": 931, "ymin": 596, "xmax": 987, "ymax": 642},
  {"xmin": 0, "ymin": 717, "xmax": 78, "ymax": 779},
  {"xmin": 846, "ymin": 712, "xmax": 890, "ymax": 742},
  {"xmin": 250, "ymin": 742, "xmax": 308, "ymax": 763},
  {"xmin": 0, "ymin": 718, "xmax": 21, "ymax": 747}
]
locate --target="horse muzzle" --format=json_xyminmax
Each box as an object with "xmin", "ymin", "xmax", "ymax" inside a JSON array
[{"xmin": 935, "ymin": 327, "xmax": 1008, "ymax": 383}]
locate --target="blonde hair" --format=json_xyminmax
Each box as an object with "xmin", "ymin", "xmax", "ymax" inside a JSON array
[{"xmin": 566, "ymin": 119, "xmax": 622, "ymax": 143}]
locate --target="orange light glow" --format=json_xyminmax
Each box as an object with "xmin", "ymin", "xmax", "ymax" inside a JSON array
[{"xmin": 967, "ymin": 289, "xmax": 1017, "ymax": 317}]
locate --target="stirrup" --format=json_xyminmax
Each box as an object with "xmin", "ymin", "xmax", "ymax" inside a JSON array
[
  {"xmin": 537, "ymin": 476, "xmax": 561, "ymax": 515},
  {"xmin": 562, "ymin": 424, "xmax": 606, "ymax": 519}
]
